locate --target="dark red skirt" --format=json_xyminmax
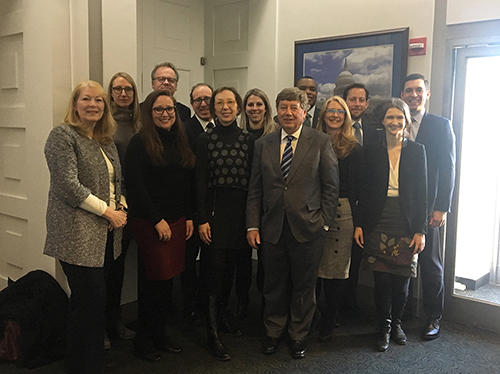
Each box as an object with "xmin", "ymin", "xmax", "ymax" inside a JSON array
[{"xmin": 130, "ymin": 217, "xmax": 186, "ymax": 280}]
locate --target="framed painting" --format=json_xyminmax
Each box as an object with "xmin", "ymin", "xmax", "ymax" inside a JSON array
[{"xmin": 294, "ymin": 28, "xmax": 409, "ymax": 104}]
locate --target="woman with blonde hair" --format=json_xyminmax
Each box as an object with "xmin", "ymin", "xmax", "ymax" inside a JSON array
[
  {"xmin": 240, "ymin": 88, "xmax": 277, "ymax": 308},
  {"xmin": 44, "ymin": 80, "xmax": 127, "ymax": 373},
  {"xmin": 104, "ymin": 72, "xmax": 141, "ymax": 345},
  {"xmin": 240, "ymin": 88, "xmax": 277, "ymax": 138},
  {"xmin": 316, "ymin": 95, "xmax": 362, "ymax": 341}
]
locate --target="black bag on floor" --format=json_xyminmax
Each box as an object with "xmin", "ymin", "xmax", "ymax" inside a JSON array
[{"xmin": 0, "ymin": 270, "xmax": 68, "ymax": 368}]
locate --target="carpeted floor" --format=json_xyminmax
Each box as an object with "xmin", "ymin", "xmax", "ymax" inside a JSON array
[{"xmin": 2, "ymin": 289, "xmax": 500, "ymax": 374}]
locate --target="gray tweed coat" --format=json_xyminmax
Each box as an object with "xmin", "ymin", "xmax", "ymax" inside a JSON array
[{"xmin": 44, "ymin": 124, "xmax": 122, "ymax": 267}]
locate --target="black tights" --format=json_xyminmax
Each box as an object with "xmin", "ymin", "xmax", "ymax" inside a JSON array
[{"xmin": 373, "ymin": 271, "xmax": 410, "ymax": 324}]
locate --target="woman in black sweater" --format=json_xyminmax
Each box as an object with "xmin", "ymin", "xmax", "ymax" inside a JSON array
[
  {"xmin": 196, "ymin": 87, "xmax": 254, "ymax": 361},
  {"xmin": 354, "ymin": 98, "xmax": 427, "ymax": 352},
  {"xmin": 125, "ymin": 90, "xmax": 195, "ymax": 362}
]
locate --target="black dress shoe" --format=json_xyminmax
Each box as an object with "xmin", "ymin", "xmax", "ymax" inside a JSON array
[
  {"xmin": 423, "ymin": 319, "xmax": 440, "ymax": 340},
  {"xmin": 391, "ymin": 321, "xmax": 408, "ymax": 345},
  {"xmin": 290, "ymin": 340, "xmax": 306, "ymax": 359},
  {"xmin": 261, "ymin": 336, "xmax": 279, "ymax": 355},
  {"xmin": 376, "ymin": 327, "xmax": 391, "ymax": 352},
  {"xmin": 155, "ymin": 337, "xmax": 183, "ymax": 353},
  {"xmin": 134, "ymin": 348, "xmax": 161, "ymax": 362}
]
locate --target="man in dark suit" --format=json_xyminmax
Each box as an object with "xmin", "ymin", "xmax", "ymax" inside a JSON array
[
  {"xmin": 296, "ymin": 76, "xmax": 321, "ymax": 127},
  {"xmin": 341, "ymin": 83, "xmax": 384, "ymax": 316},
  {"xmin": 401, "ymin": 73, "xmax": 456, "ymax": 340},
  {"xmin": 246, "ymin": 87, "xmax": 339, "ymax": 359},
  {"xmin": 184, "ymin": 83, "xmax": 214, "ymax": 149},
  {"xmin": 145, "ymin": 62, "xmax": 191, "ymax": 123},
  {"xmin": 181, "ymin": 83, "xmax": 214, "ymax": 324}
]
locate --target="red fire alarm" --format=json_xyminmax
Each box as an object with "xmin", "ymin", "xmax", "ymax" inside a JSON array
[{"xmin": 409, "ymin": 37, "xmax": 427, "ymax": 56}]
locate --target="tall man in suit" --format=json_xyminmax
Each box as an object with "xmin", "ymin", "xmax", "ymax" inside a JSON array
[
  {"xmin": 401, "ymin": 73, "xmax": 456, "ymax": 340},
  {"xmin": 147, "ymin": 62, "xmax": 191, "ymax": 123},
  {"xmin": 296, "ymin": 76, "xmax": 321, "ymax": 127},
  {"xmin": 181, "ymin": 83, "xmax": 214, "ymax": 324},
  {"xmin": 247, "ymin": 87, "xmax": 339, "ymax": 359}
]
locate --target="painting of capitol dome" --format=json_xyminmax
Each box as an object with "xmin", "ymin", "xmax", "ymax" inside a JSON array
[{"xmin": 294, "ymin": 29, "xmax": 408, "ymax": 108}]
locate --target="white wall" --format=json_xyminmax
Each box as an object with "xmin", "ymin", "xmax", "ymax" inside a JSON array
[
  {"xmin": 262, "ymin": 0, "xmax": 435, "ymax": 98},
  {"xmin": 447, "ymin": 0, "xmax": 500, "ymax": 25},
  {"xmin": 102, "ymin": 0, "xmax": 139, "ymax": 88}
]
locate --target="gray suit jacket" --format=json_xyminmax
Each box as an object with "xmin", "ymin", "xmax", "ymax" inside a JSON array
[
  {"xmin": 246, "ymin": 126, "xmax": 339, "ymax": 244},
  {"xmin": 44, "ymin": 124, "xmax": 122, "ymax": 267}
]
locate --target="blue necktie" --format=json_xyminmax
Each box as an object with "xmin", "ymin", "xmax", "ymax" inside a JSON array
[{"xmin": 281, "ymin": 135, "xmax": 295, "ymax": 180}]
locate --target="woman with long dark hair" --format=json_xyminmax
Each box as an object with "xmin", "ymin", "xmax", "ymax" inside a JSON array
[
  {"xmin": 315, "ymin": 96, "xmax": 362, "ymax": 341},
  {"xmin": 354, "ymin": 98, "xmax": 427, "ymax": 352},
  {"xmin": 125, "ymin": 90, "xmax": 195, "ymax": 361}
]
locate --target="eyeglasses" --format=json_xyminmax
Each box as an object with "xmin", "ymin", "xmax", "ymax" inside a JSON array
[
  {"xmin": 192, "ymin": 96, "xmax": 211, "ymax": 105},
  {"xmin": 215, "ymin": 100, "xmax": 236, "ymax": 108},
  {"xmin": 153, "ymin": 76, "xmax": 177, "ymax": 84},
  {"xmin": 326, "ymin": 109, "xmax": 346, "ymax": 114},
  {"xmin": 112, "ymin": 86, "xmax": 134, "ymax": 95},
  {"xmin": 152, "ymin": 106, "xmax": 175, "ymax": 115}
]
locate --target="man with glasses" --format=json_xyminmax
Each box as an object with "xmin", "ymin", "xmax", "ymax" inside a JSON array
[
  {"xmin": 181, "ymin": 83, "xmax": 214, "ymax": 326},
  {"xmin": 147, "ymin": 62, "xmax": 191, "ymax": 122},
  {"xmin": 184, "ymin": 83, "xmax": 214, "ymax": 150}
]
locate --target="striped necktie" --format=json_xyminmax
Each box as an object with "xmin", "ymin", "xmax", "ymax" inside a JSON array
[
  {"xmin": 281, "ymin": 135, "xmax": 295, "ymax": 180},
  {"xmin": 353, "ymin": 122, "xmax": 362, "ymax": 146}
]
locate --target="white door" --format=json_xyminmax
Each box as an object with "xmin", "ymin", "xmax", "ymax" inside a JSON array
[
  {"xmin": 204, "ymin": 0, "xmax": 249, "ymax": 93},
  {"xmin": 0, "ymin": 0, "xmax": 77, "ymax": 288},
  {"xmin": 140, "ymin": 0, "xmax": 205, "ymax": 106}
]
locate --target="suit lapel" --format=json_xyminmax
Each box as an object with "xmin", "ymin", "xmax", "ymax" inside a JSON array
[
  {"xmin": 286, "ymin": 128, "xmax": 313, "ymax": 182},
  {"xmin": 415, "ymin": 112, "xmax": 429, "ymax": 143},
  {"xmin": 266, "ymin": 131, "xmax": 282, "ymax": 178}
]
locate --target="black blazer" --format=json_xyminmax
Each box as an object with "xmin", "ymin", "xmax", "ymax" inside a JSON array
[
  {"xmin": 176, "ymin": 102, "xmax": 192, "ymax": 124},
  {"xmin": 415, "ymin": 112, "xmax": 456, "ymax": 214},
  {"xmin": 184, "ymin": 115, "xmax": 205, "ymax": 152},
  {"xmin": 357, "ymin": 139, "xmax": 428, "ymax": 236}
]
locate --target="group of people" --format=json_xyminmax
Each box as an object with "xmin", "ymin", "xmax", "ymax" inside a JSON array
[{"xmin": 43, "ymin": 59, "xmax": 455, "ymax": 373}]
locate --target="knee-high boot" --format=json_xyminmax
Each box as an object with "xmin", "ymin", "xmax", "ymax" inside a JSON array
[{"xmin": 206, "ymin": 295, "xmax": 231, "ymax": 361}]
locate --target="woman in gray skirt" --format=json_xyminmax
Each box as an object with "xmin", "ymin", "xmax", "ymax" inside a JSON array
[
  {"xmin": 316, "ymin": 96, "xmax": 362, "ymax": 341},
  {"xmin": 354, "ymin": 98, "xmax": 427, "ymax": 352}
]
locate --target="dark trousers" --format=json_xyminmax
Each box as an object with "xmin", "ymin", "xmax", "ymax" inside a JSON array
[
  {"xmin": 105, "ymin": 226, "xmax": 131, "ymax": 330},
  {"xmin": 207, "ymin": 246, "xmax": 252, "ymax": 304},
  {"xmin": 181, "ymin": 232, "xmax": 204, "ymax": 313},
  {"xmin": 317, "ymin": 278, "xmax": 344, "ymax": 321},
  {"xmin": 418, "ymin": 224, "xmax": 444, "ymax": 319},
  {"xmin": 343, "ymin": 242, "xmax": 363, "ymax": 309},
  {"xmin": 261, "ymin": 221, "xmax": 323, "ymax": 341},
  {"xmin": 373, "ymin": 271, "xmax": 410, "ymax": 325},
  {"xmin": 135, "ymin": 256, "xmax": 172, "ymax": 351},
  {"xmin": 60, "ymin": 233, "xmax": 114, "ymax": 374}
]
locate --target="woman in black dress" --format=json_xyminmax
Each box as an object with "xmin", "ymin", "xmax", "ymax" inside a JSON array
[
  {"xmin": 196, "ymin": 87, "xmax": 254, "ymax": 361},
  {"xmin": 354, "ymin": 98, "xmax": 427, "ymax": 352},
  {"xmin": 316, "ymin": 96, "xmax": 362, "ymax": 341},
  {"xmin": 125, "ymin": 90, "xmax": 195, "ymax": 361}
]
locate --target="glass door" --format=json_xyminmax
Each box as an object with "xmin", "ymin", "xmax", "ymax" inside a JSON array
[{"xmin": 445, "ymin": 45, "xmax": 500, "ymax": 332}]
